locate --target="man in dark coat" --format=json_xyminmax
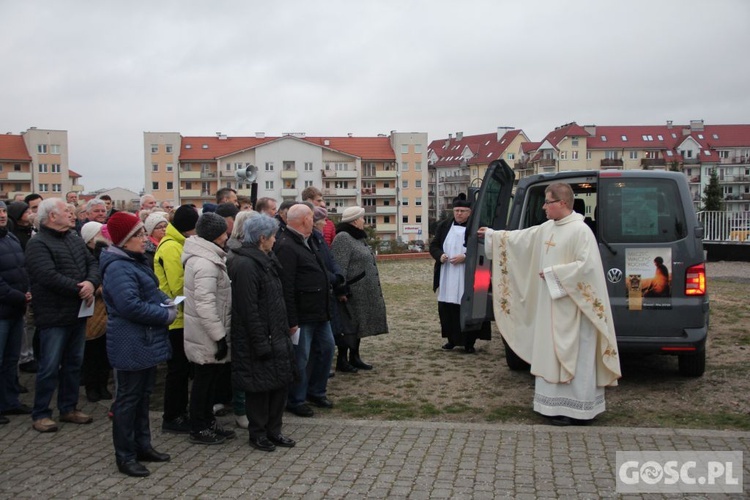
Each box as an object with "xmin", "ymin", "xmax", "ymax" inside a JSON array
[
  {"xmin": 273, "ymin": 204, "xmax": 335, "ymax": 418},
  {"xmin": 0, "ymin": 201, "xmax": 31, "ymax": 423},
  {"xmin": 25, "ymin": 198, "xmax": 101, "ymax": 432},
  {"xmin": 430, "ymin": 194, "xmax": 490, "ymax": 354}
]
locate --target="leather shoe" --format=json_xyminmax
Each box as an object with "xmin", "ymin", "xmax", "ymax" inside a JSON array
[
  {"xmin": 60, "ymin": 410, "xmax": 93, "ymax": 424},
  {"xmin": 248, "ymin": 435, "xmax": 276, "ymax": 452},
  {"xmin": 306, "ymin": 396, "xmax": 333, "ymax": 409},
  {"xmin": 442, "ymin": 342, "xmax": 456, "ymax": 350},
  {"xmin": 137, "ymin": 447, "xmax": 171, "ymax": 462},
  {"xmin": 2, "ymin": 404, "xmax": 32, "ymax": 415},
  {"xmin": 32, "ymin": 417, "xmax": 58, "ymax": 433},
  {"xmin": 350, "ymin": 358, "xmax": 373, "ymax": 370},
  {"xmin": 286, "ymin": 404, "xmax": 314, "ymax": 417},
  {"xmin": 336, "ymin": 361, "xmax": 358, "ymax": 373},
  {"xmin": 548, "ymin": 415, "xmax": 573, "ymax": 426},
  {"xmin": 117, "ymin": 460, "xmax": 150, "ymax": 477},
  {"xmin": 268, "ymin": 434, "xmax": 296, "ymax": 448},
  {"xmin": 464, "ymin": 346, "xmax": 476, "ymax": 354}
]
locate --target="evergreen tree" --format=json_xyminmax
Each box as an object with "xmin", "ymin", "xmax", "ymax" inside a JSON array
[{"xmin": 701, "ymin": 170, "xmax": 724, "ymax": 211}]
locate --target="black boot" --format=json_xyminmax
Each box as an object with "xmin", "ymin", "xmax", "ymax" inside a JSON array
[
  {"xmin": 349, "ymin": 339, "xmax": 373, "ymax": 370},
  {"xmin": 336, "ymin": 347, "xmax": 358, "ymax": 373}
]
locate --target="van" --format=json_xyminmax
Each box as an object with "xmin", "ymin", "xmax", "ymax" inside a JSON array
[{"xmin": 460, "ymin": 160, "xmax": 709, "ymax": 376}]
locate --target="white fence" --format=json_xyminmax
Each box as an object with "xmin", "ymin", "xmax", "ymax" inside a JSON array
[{"xmin": 698, "ymin": 211, "xmax": 750, "ymax": 242}]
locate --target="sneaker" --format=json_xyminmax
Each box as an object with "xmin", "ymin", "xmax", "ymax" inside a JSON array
[
  {"xmin": 32, "ymin": 417, "xmax": 58, "ymax": 433},
  {"xmin": 212, "ymin": 421, "xmax": 236, "ymax": 440},
  {"xmin": 189, "ymin": 428, "xmax": 226, "ymax": 445},
  {"xmin": 60, "ymin": 410, "xmax": 93, "ymax": 424},
  {"xmin": 162, "ymin": 415, "xmax": 191, "ymax": 434},
  {"xmin": 235, "ymin": 415, "xmax": 249, "ymax": 429}
]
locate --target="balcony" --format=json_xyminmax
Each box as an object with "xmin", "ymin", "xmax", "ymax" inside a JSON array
[
  {"xmin": 640, "ymin": 158, "xmax": 666, "ymax": 168},
  {"xmin": 7, "ymin": 172, "xmax": 32, "ymax": 181},
  {"xmin": 439, "ymin": 175, "xmax": 470, "ymax": 184},
  {"xmin": 376, "ymin": 223, "xmax": 397, "ymax": 233},
  {"xmin": 600, "ymin": 159, "xmax": 623, "ymax": 168},
  {"xmin": 375, "ymin": 188, "xmax": 397, "ymax": 196},
  {"xmin": 180, "ymin": 171, "xmax": 201, "ymax": 180},
  {"xmin": 689, "ymin": 176, "xmax": 701, "ymax": 183},
  {"xmin": 376, "ymin": 206, "xmax": 397, "ymax": 215},
  {"xmin": 364, "ymin": 205, "xmax": 376, "ymax": 214},
  {"xmin": 199, "ymin": 171, "xmax": 217, "ymax": 179},
  {"xmin": 281, "ymin": 169, "xmax": 298, "ymax": 180},
  {"xmin": 375, "ymin": 170, "xmax": 398, "ymax": 179},
  {"xmin": 720, "ymin": 175, "xmax": 750, "ymax": 183},
  {"xmin": 720, "ymin": 156, "xmax": 750, "ymax": 165},
  {"xmin": 180, "ymin": 189, "xmax": 202, "ymax": 197},
  {"xmin": 281, "ymin": 188, "xmax": 298, "ymax": 197},
  {"xmin": 322, "ymin": 169, "xmax": 358, "ymax": 179},
  {"xmin": 683, "ymin": 157, "xmax": 700, "ymax": 164},
  {"xmin": 237, "ymin": 187, "xmax": 252, "ymax": 196},
  {"xmin": 323, "ymin": 188, "xmax": 357, "ymax": 197},
  {"xmin": 538, "ymin": 158, "xmax": 557, "ymax": 168},
  {"xmin": 361, "ymin": 187, "xmax": 377, "ymax": 195}
]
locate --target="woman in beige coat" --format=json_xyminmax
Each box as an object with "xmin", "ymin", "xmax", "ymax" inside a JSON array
[{"xmin": 182, "ymin": 213, "xmax": 235, "ymax": 445}]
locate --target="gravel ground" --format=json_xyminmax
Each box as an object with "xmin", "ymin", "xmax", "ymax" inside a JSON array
[{"xmin": 707, "ymin": 260, "xmax": 750, "ymax": 282}]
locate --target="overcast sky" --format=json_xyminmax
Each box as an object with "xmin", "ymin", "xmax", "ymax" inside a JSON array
[{"xmin": 2, "ymin": 0, "xmax": 748, "ymax": 193}]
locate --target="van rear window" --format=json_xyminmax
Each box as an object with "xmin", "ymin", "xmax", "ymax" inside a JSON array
[{"xmin": 600, "ymin": 178, "xmax": 687, "ymax": 243}]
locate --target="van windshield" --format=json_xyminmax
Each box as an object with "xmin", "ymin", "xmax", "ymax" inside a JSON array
[{"xmin": 600, "ymin": 178, "xmax": 687, "ymax": 243}]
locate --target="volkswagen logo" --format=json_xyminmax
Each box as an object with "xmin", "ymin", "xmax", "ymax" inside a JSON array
[{"xmin": 607, "ymin": 268, "xmax": 623, "ymax": 284}]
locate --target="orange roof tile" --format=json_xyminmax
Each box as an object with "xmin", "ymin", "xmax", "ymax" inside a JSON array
[{"xmin": 0, "ymin": 134, "xmax": 31, "ymax": 161}]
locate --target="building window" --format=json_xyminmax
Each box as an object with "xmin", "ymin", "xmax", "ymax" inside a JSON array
[
  {"xmin": 167, "ymin": 163, "xmax": 173, "ymax": 172},
  {"xmin": 416, "ymin": 180, "xmax": 422, "ymax": 188},
  {"xmin": 152, "ymin": 164, "xmax": 159, "ymax": 172},
  {"xmin": 52, "ymin": 184, "xmax": 61, "ymax": 192},
  {"xmin": 51, "ymin": 164, "xmax": 61, "ymax": 173},
  {"xmin": 37, "ymin": 144, "xmax": 48, "ymax": 154},
  {"xmin": 305, "ymin": 180, "xmax": 313, "ymax": 188},
  {"xmin": 401, "ymin": 145, "xmax": 409, "ymax": 154},
  {"xmin": 402, "ymin": 198, "xmax": 409, "ymax": 206},
  {"xmin": 560, "ymin": 151, "xmax": 567, "ymax": 160},
  {"xmin": 572, "ymin": 139, "xmax": 579, "ymax": 147},
  {"xmin": 415, "ymin": 144, "xmax": 422, "ymax": 154},
  {"xmin": 152, "ymin": 182, "xmax": 159, "ymax": 190},
  {"xmin": 586, "ymin": 151, "xmax": 591, "ymax": 160},
  {"xmin": 416, "ymin": 215, "xmax": 422, "ymax": 223},
  {"xmin": 629, "ymin": 151, "xmax": 638, "ymax": 159},
  {"xmin": 305, "ymin": 162, "xmax": 313, "ymax": 171},
  {"xmin": 572, "ymin": 151, "xmax": 579, "ymax": 160},
  {"xmin": 265, "ymin": 181, "xmax": 274, "ymax": 190},
  {"xmin": 166, "ymin": 144, "xmax": 173, "ymax": 153},
  {"xmin": 151, "ymin": 144, "xmax": 158, "ymax": 153},
  {"xmin": 402, "ymin": 162, "xmax": 409, "ymax": 171},
  {"xmin": 265, "ymin": 162, "xmax": 274, "ymax": 172},
  {"xmin": 402, "ymin": 215, "xmax": 409, "ymax": 223},
  {"xmin": 14, "ymin": 164, "xmax": 21, "ymax": 171},
  {"xmin": 605, "ymin": 151, "xmax": 616, "ymax": 160},
  {"xmin": 402, "ymin": 180, "xmax": 409, "ymax": 189},
  {"xmin": 38, "ymin": 164, "xmax": 48, "ymax": 173},
  {"xmin": 415, "ymin": 197, "xmax": 422, "ymax": 206},
  {"xmin": 719, "ymin": 151, "xmax": 729, "ymax": 159},
  {"xmin": 383, "ymin": 182, "xmax": 390, "ymax": 188},
  {"xmin": 384, "ymin": 216, "xmax": 390, "ymax": 223},
  {"xmin": 39, "ymin": 183, "xmax": 48, "ymax": 192},
  {"xmin": 507, "ymin": 152, "xmax": 515, "ymax": 160},
  {"xmin": 50, "ymin": 144, "xmax": 60, "ymax": 154},
  {"xmin": 166, "ymin": 181, "xmax": 173, "ymax": 190},
  {"xmin": 415, "ymin": 162, "xmax": 422, "ymax": 171}
]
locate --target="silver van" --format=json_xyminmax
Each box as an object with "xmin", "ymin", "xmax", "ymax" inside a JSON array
[{"xmin": 461, "ymin": 160, "xmax": 709, "ymax": 376}]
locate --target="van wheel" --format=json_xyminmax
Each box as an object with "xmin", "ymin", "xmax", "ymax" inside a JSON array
[
  {"xmin": 678, "ymin": 351, "xmax": 706, "ymax": 377},
  {"xmin": 503, "ymin": 339, "xmax": 530, "ymax": 371}
]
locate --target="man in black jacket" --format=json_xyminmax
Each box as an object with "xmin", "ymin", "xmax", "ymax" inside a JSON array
[
  {"xmin": 25, "ymin": 198, "xmax": 101, "ymax": 433},
  {"xmin": 274, "ymin": 204, "xmax": 335, "ymax": 417}
]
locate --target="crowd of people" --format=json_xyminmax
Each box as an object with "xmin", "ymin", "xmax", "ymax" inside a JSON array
[{"xmin": 0, "ymin": 187, "xmax": 389, "ymax": 477}]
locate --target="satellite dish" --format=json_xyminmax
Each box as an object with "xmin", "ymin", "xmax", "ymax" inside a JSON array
[{"xmin": 235, "ymin": 164, "xmax": 257, "ymax": 182}]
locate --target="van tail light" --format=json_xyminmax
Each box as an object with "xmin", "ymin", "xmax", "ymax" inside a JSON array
[
  {"xmin": 473, "ymin": 268, "xmax": 492, "ymax": 292},
  {"xmin": 685, "ymin": 263, "xmax": 706, "ymax": 296}
]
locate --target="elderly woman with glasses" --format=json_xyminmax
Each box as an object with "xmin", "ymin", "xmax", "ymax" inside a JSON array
[
  {"xmin": 430, "ymin": 193, "xmax": 490, "ymax": 354},
  {"xmin": 228, "ymin": 214, "xmax": 297, "ymax": 452},
  {"xmin": 100, "ymin": 212, "xmax": 176, "ymax": 477}
]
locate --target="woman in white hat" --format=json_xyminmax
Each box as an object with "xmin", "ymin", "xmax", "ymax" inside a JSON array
[{"xmin": 330, "ymin": 206, "xmax": 389, "ymax": 371}]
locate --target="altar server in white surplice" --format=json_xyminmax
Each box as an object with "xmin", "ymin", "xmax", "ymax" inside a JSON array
[{"xmin": 478, "ymin": 182, "xmax": 621, "ymax": 426}]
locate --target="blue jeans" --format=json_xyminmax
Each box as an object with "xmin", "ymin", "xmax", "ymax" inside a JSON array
[
  {"xmin": 113, "ymin": 367, "xmax": 156, "ymax": 464},
  {"xmin": 287, "ymin": 321, "xmax": 335, "ymax": 408},
  {"xmin": 0, "ymin": 316, "xmax": 24, "ymax": 413},
  {"xmin": 32, "ymin": 321, "xmax": 87, "ymax": 421}
]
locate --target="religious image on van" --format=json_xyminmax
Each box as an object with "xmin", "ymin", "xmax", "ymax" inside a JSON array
[{"xmin": 625, "ymin": 248, "xmax": 672, "ymax": 310}]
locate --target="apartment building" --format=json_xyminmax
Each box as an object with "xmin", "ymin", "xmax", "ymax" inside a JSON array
[
  {"xmin": 427, "ymin": 128, "xmax": 529, "ymax": 220},
  {"xmin": 0, "ymin": 128, "xmax": 80, "ymax": 200},
  {"xmin": 517, "ymin": 120, "xmax": 750, "ymax": 213},
  {"xmin": 143, "ymin": 131, "xmax": 429, "ymax": 242}
]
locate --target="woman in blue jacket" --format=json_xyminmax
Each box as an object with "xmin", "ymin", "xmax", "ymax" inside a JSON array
[{"xmin": 100, "ymin": 212, "xmax": 176, "ymax": 478}]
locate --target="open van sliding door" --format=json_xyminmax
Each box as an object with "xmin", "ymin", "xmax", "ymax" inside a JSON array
[{"xmin": 460, "ymin": 160, "xmax": 515, "ymax": 331}]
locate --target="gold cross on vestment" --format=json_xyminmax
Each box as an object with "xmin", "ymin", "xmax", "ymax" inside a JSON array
[{"xmin": 544, "ymin": 235, "xmax": 556, "ymax": 254}]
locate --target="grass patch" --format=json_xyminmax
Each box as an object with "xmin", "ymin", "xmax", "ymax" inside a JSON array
[{"xmin": 486, "ymin": 405, "xmax": 534, "ymax": 422}]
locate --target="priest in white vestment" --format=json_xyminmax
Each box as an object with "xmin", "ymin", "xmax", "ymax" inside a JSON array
[{"xmin": 479, "ymin": 182, "xmax": 621, "ymax": 425}]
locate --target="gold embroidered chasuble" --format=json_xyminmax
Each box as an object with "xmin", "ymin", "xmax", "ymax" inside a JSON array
[{"xmin": 484, "ymin": 212, "xmax": 621, "ymax": 387}]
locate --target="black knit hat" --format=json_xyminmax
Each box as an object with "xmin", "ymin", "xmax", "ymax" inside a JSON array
[
  {"xmin": 215, "ymin": 202, "xmax": 239, "ymax": 219},
  {"xmin": 172, "ymin": 205, "xmax": 199, "ymax": 233},
  {"xmin": 7, "ymin": 201, "xmax": 29, "ymax": 222},
  {"xmin": 195, "ymin": 212, "xmax": 228, "ymax": 242}
]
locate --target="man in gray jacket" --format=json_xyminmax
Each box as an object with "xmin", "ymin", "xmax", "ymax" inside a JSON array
[{"xmin": 25, "ymin": 198, "xmax": 101, "ymax": 433}]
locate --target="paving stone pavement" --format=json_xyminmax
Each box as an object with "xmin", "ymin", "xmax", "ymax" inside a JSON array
[{"xmin": 1, "ymin": 397, "xmax": 749, "ymax": 499}]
